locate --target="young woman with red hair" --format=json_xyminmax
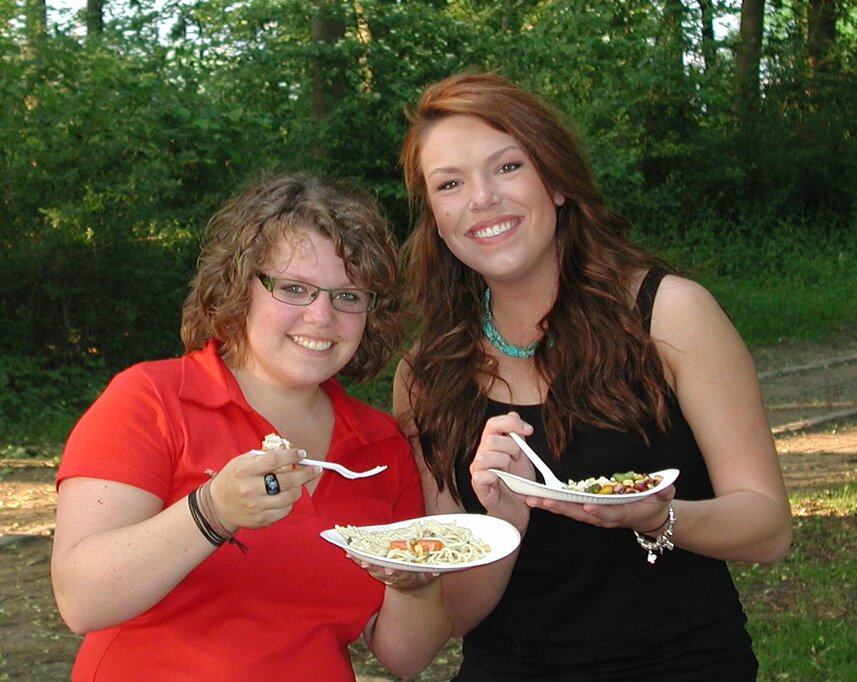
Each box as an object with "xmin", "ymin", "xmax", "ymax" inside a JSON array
[{"xmin": 394, "ymin": 72, "xmax": 791, "ymax": 680}]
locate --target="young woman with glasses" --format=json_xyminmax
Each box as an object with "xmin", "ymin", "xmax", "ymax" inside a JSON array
[
  {"xmin": 394, "ymin": 72, "xmax": 792, "ymax": 680},
  {"xmin": 51, "ymin": 173, "xmax": 451, "ymax": 680}
]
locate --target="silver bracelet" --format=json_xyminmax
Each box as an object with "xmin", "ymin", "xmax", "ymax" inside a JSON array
[{"xmin": 634, "ymin": 502, "xmax": 676, "ymax": 565}]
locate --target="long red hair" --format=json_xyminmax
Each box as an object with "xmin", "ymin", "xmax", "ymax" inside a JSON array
[{"xmin": 399, "ymin": 72, "xmax": 671, "ymax": 496}]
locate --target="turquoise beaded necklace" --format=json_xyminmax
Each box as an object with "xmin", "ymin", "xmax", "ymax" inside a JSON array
[{"xmin": 481, "ymin": 288, "xmax": 540, "ymax": 358}]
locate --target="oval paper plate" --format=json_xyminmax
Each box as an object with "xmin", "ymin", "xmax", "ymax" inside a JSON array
[
  {"xmin": 491, "ymin": 468, "xmax": 679, "ymax": 505},
  {"xmin": 320, "ymin": 513, "xmax": 521, "ymax": 573}
]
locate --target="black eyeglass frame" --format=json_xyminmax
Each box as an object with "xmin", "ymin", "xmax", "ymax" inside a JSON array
[{"xmin": 256, "ymin": 273, "xmax": 378, "ymax": 313}]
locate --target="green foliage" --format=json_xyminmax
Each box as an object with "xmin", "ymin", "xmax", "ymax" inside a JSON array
[
  {"xmin": 0, "ymin": 27, "xmax": 269, "ymax": 368},
  {"xmin": 644, "ymin": 219, "xmax": 857, "ymax": 344},
  {"xmin": 0, "ymin": 0, "xmax": 855, "ymax": 387},
  {"xmin": 339, "ymin": 359, "xmax": 397, "ymax": 412},
  {"xmin": 0, "ymin": 354, "xmax": 111, "ymax": 445}
]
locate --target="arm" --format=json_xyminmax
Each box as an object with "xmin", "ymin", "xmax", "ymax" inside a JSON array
[
  {"xmin": 363, "ymin": 577, "xmax": 453, "ymax": 678},
  {"xmin": 390, "ymin": 359, "xmax": 530, "ymax": 638},
  {"xmin": 51, "ymin": 448, "xmax": 318, "ymax": 633},
  {"xmin": 650, "ymin": 275, "xmax": 792, "ymax": 562},
  {"xmin": 527, "ymin": 276, "xmax": 791, "ymax": 563}
]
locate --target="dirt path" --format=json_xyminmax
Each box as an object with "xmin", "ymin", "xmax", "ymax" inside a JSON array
[
  {"xmin": 754, "ymin": 336, "xmax": 857, "ymax": 492},
  {"xmin": 1, "ymin": 337, "xmax": 856, "ymax": 681}
]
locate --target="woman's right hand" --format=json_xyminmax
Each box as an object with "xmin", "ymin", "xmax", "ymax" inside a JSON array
[
  {"xmin": 209, "ymin": 446, "xmax": 321, "ymax": 532},
  {"xmin": 469, "ymin": 412, "xmax": 535, "ymax": 533}
]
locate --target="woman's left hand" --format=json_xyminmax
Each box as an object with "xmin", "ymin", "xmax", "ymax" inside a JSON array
[
  {"xmin": 525, "ymin": 486, "xmax": 676, "ymax": 534},
  {"xmin": 470, "ymin": 412, "xmax": 535, "ymax": 533},
  {"xmin": 348, "ymin": 556, "xmax": 440, "ymax": 591}
]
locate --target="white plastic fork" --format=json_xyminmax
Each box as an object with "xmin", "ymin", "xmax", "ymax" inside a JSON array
[
  {"xmin": 251, "ymin": 448, "xmax": 387, "ymax": 480},
  {"xmin": 509, "ymin": 432, "xmax": 565, "ymax": 489},
  {"xmin": 298, "ymin": 458, "xmax": 387, "ymax": 480}
]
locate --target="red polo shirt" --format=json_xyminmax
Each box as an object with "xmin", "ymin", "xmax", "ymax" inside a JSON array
[{"xmin": 57, "ymin": 340, "xmax": 424, "ymax": 681}]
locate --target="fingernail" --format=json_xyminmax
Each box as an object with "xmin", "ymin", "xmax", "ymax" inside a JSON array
[{"xmin": 297, "ymin": 449, "xmax": 307, "ymax": 458}]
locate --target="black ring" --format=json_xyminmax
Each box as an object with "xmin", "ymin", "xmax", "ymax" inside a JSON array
[{"xmin": 263, "ymin": 473, "xmax": 281, "ymax": 495}]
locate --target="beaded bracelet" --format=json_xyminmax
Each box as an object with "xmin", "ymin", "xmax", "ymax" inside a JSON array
[{"xmin": 634, "ymin": 502, "xmax": 676, "ymax": 565}]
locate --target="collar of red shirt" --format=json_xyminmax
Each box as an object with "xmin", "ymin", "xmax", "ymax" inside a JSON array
[{"xmin": 177, "ymin": 338, "xmax": 373, "ymax": 449}]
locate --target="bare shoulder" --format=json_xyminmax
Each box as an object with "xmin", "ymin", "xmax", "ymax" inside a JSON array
[
  {"xmin": 392, "ymin": 346, "xmax": 418, "ymax": 396},
  {"xmin": 393, "ymin": 354, "xmax": 412, "ymax": 385},
  {"xmin": 650, "ymin": 274, "xmax": 755, "ymax": 384},
  {"xmin": 392, "ymin": 347, "xmax": 420, "ymax": 427},
  {"xmin": 650, "ymin": 274, "xmax": 733, "ymax": 340},
  {"xmin": 653, "ymin": 272, "xmax": 718, "ymax": 306}
]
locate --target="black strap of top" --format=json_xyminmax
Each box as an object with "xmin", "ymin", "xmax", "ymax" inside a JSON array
[{"xmin": 636, "ymin": 267, "xmax": 669, "ymax": 335}]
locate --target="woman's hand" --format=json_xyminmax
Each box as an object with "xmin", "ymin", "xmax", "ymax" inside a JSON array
[
  {"xmin": 349, "ymin": 556, "xmax": 441, "ymax": 592},
  {"xmin": 469, "ymin": 412, "xmax": 535, "ymax": 533},
  {"xmin": 208, "ymin": 445, "xmax": 321, "ymax": 532},
  {"xmin": 525, "ymin": 487, "xmax": 676, "ymax": 534}
]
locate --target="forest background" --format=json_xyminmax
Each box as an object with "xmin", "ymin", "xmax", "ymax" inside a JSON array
[{"xmin": 1, "ymin": 0, "xmax": 856, "ymax": 446}]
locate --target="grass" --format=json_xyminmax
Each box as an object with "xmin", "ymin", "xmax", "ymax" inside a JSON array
[
  {"xmin": 646, "ymin": 222, "xmax": 857, "ymax": 346},
  {"xmin": 731, "ymin": 484, "xmax": 857, "ymax": 682}
]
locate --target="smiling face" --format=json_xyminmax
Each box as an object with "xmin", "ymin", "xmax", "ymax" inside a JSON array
[
  {"xmin": 241, "ymin": 227, "xmax": 368, "ymax": 391},
  {"xmin": 420, "ymin": 114, "xmax": 565, "ymax": 289}
]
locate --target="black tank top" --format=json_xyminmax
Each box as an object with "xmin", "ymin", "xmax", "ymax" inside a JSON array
[{"xmin": 452, "ymin": 269, "xmax": 758, "ymax": 681}]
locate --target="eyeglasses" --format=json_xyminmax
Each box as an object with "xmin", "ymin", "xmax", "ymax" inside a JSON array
[{"xmin": 256, "ymin": 274, "xmax": 377, "ymax": 313}]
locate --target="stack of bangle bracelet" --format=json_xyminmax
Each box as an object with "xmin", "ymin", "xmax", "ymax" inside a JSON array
[
  {"xmin": 188, "ymin": 480, "xmax": 247, "ymax": 552},
  {"xmin": 634, "ymin": 502, "xmax": 676, "ymax": 565}
]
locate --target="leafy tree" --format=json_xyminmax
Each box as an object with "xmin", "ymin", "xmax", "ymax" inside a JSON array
[{"xmin": 0, "ymin": 0, "xmax": 854, "ymax": 394}]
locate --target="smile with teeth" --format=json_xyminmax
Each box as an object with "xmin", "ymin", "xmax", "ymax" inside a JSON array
[
  {"xmin": 290, "ymin": 335, "xmax": 333, "ymax": 351},
  {"xmin": 471, "ymin": 219, "xmax": 518, "ymax": 239}
]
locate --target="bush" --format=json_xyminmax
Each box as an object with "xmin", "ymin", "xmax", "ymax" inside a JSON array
[
  {"xmin": 641, "ymin": 218, "xmax": 857, "ymax": 345},
  {"xmin": 0, "ymin": 354, "xmax": 111, "ymax": 447}
]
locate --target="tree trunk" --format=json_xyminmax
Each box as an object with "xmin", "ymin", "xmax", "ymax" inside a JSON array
[
  {"xmin": 807, "ymin": 0, "xmax": 838, "ymax": 76},
  {"xmin": 735, "ymin": 0, "xmax": 764, "ymax": 121},
  {"xmin": 697, "ymin": 0, "xmax": 717, "ymax": 72},
  {"xmin": 310, "ymin": 1, "xmax": 347, "ymax": 122},
  {"xmin": 86, "ymin": 0, "xmax": 105, "ymax": 35}
]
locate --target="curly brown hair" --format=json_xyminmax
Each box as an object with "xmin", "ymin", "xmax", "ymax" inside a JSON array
[
  {"xmin": 399, "ymin": 72, "xmax": 672, "ymax": 495},
  {"xmin": 181, "ymin": 172, "xmax": 402, "ymax": 381}
]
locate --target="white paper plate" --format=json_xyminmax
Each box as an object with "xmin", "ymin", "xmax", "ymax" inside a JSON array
[
  {"xmin": 491, "ymin": 468, "xmax": 679, "ymax": 505},
  {"xmin": 320, "ymin": 513, "xmax": 521, "ymax": 573}
]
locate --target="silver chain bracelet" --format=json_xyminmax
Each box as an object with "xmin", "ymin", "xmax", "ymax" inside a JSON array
[{"xmin": 634, "ymin": 502, "xmax": 676, "ymax": 565}]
